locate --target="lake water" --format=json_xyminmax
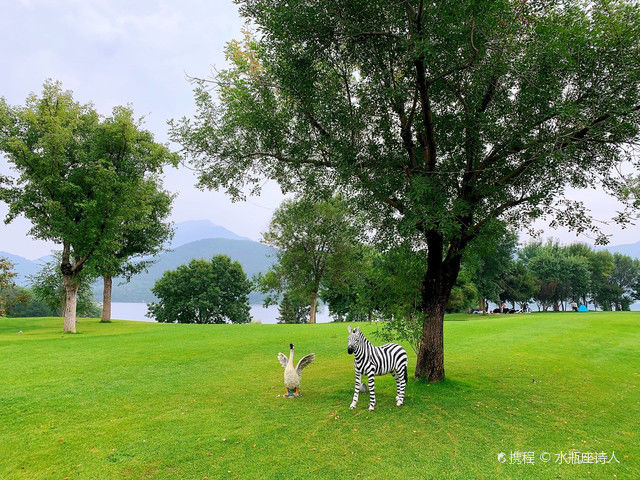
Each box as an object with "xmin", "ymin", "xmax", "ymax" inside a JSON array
[
  {"xmin": 110, "ymin": 302, "xmax": 334, "ymax": 324},
  {"xmin": 111, "ymin": 301, "xmax": 640, "ymax": 324}
]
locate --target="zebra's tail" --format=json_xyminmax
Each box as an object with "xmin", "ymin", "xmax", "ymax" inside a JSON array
[{"xmin": 403, "ymin": 364, "xmax": 408, "ymax": 383}]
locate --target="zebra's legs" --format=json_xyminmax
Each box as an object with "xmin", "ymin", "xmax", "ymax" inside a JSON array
[
  {"xmin": 367, "ymin": 373, "xmax": 376, "ymax": 411},
  {"xmin": 350, "ymin": 372, "xmax": 362, "ymax": 409},
  {"xmin": 393, "ymin": 365, "xmax": 407, "ymax": 406}
]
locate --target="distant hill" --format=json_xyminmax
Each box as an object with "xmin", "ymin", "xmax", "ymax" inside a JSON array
[
  {"xmin": 93, "ymin": 238, "xmax": 277, "ymax": 304},
  {"xmin": 601, "ymin": 239, "xmax": 640, "ymax": 259},
  {"xmin": 170, "ymin": 220, "xmax": 251, "ymax": 248},
  {"xmin": 2, "ymin": 221, "xmax": 275, "ymax": 304},
  {"xmin": 0, "ymin": 252, "xmax": 48, "ymax": 285}
]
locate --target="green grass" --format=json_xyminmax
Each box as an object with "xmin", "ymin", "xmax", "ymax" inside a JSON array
[{"xmin": 1, "ymin": 312, "xmax": 638, "ymax": 479}]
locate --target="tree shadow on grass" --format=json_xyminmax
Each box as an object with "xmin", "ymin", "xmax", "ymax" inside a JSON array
[{"xmin": 409, "ymin": 376, "xmax": 475, "ymax": 403}]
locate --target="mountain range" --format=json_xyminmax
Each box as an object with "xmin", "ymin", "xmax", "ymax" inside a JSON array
[
  {"xmin": 596, "ymin": 239, "xmax": 640, "ymax": 258},
  {"xmin": 2, "ymin": 220, "xmax": 276, "ymax": 304}
]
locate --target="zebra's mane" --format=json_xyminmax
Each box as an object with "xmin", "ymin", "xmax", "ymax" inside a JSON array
[{"xmin": 355, "ymin": 328, "xmax": 372, "ymax": 346}]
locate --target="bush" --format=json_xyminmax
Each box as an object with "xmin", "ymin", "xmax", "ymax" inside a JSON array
[{"xmin": 148, "ymin": 255, "xmax": 252, "ymax": 324}]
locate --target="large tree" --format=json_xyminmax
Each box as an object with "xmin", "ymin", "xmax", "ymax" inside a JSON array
[
  {"xmin": 172, "ymin": 0, "xmax": 640, "ymax": 381},
  {"xmin": 0, "ymin": 81, "xmax": 177, "ymax": 332}
]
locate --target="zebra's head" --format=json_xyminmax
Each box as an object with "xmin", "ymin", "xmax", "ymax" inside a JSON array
[{"xmin": 347, "ymin": 325, "xmax": 362, "ymax": 354}]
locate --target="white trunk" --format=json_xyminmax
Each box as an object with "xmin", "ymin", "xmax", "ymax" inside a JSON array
[{"xmin": 63, "ymin": 277, "xmax": 79, "ymax": 333}]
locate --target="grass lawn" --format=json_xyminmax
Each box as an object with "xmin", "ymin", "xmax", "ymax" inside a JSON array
[{"xmin": 0, "ymin": 312, "xmax": 638, "ymax": 479}]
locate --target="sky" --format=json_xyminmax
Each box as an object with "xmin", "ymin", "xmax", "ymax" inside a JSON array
[{"xmin": 0, "ymin": 0, "xmax": 638, "ymax": 259}]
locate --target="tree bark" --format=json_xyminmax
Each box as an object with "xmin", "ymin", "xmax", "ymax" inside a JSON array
[
  {"xmin": 101, "ymin": 275, "xmax": 112, "ymax": 323},
  {"xmin": 63, "ymin": 275, "xmax": 79, "ymax": 333},
  {"xmin": 415, "ymin": 299, "xmax": 446, "ymax": 382},
  {"xmin": 309, "ymin": 292, "xmax": 317, "ymax": 324},
  {"xmin": 414, "ymin": 247, "xmax": 461, "ymax": 382}
]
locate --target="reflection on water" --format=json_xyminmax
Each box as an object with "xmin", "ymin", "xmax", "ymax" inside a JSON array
[{"xmin": 110, "ymin": 302, "xmax": 333, "ymax": 324}]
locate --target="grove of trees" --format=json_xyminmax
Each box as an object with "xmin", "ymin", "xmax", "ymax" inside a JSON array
[{"xmin": 0, "ymin": 81, "xmax": 177, "ymax": 332}]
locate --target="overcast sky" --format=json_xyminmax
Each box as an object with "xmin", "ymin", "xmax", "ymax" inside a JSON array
[{"xmin": 0, "ymin": 0, "xmax": 637, "ymax": 259}]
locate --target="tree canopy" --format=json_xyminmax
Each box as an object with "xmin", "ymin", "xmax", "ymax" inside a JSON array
[
  {"xmin": 148, "ymin": 255, "xmax": 252, "ymax": 324},
  {"xmin": 256, "ymin": 196, "xmax": 359, "ymax": 323}
]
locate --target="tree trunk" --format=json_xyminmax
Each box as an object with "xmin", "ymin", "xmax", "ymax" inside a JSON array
[
  {"xmin": 414, "ymin": 249, "xmax": 461, "ymax": 382},
  {"xmin": 415, "ymin": 300, "xmax": 446, "ymax": 382},
  {"xmin": 63, "ymin": 275, "xmax": 79, "ymax": 333},
  {"xmin": 101, "ymin": 275, "xmax": 112, "ymax": 323},
  {"xmin": 480, "ymin": 297, "xmax": 486, "ymax": 314},
  {"xmin": 309, "ymin": 292, "xmax": 317, "ymax": 324}
]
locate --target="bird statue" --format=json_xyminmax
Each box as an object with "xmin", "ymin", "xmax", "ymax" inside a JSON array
[{"xmin": 277, "ymin": 343, "xmax": 314, "ymax": 398}]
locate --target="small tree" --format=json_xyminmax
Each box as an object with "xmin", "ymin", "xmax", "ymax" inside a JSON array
[
  {"xmin": 0, "ymin": 258, "xmax": 25, "ymax": 316},
  {"xmin": 4, "ymin": 286, "xmax": 54, "ymax": 317},
  {"xmin": 148, "ymin": 255, "xmax": 251, "ymax": 324},
  {"xmin": 277, "ymin": 291, "xmax": 310, "ymax": 324},
  {"xmin": 467, "ymin": 228, "xmax": 518, "ymax": 312},
  {"xmin": 608, "ymin": 253, "xmax": 640, "ymax": 310},
  {"xmin": 258, "ymin": 196, "xmax": 358, "ymax": 323},
  {"xmin": 501, "ymin": 259, "xmax": 538, "ymax": 311},
  {"xmin": 321, "ymin": 245, "xmax": 379, "ymax": 322}
]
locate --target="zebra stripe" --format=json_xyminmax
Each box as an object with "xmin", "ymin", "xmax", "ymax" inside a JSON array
[{"xmin": 347, "ymin": 326, "xmax": 408, "ymax": 411}]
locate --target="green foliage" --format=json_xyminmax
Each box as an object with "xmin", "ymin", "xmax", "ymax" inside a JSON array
[
  {"xmin": 465, "ymin": 226, "xmax": 518, "ymax": 309},
  {"xmin": 148, "ymin": 255, "xmax": 252, "ymax": 324},
  {"xmin": 257, "ymin": 196, "xmax": 359, "ymax": 322},
  {"xmin": 85, "ymin": 107, "xmax": 176, "ymax": 281},
  {"xmin": 368, "ymin": 246, "xmax": 427, "ymax": 352},
  {"xmin": 446, "ymin": 265, "xmax": 479, "ymax": 313},
  {"xmin": 0, "ymin": 258, "xmax": 23, "ymax": 316},
  {"xmin": 4, "ymin": 286, "xmax": 54, "ymax": 317},
  {"xmin": 29, "ymin": 255, "xmax": 100, "ymax": 317},
  {"xmin": 605, "ymin": 253, "xmax": 640, "ymax": 310},
  {"xmin": 174, "ymin": 0, "xmax": 640, "ymax": 238},
  {"xmin": 0, "ymin": 81, "xmax": 178, "ymax": 329},
  {"xmin": 501, "ymin": 259, "xmax": 538, "ymax": 309},
  {"xmin": 320, "ymin": 244, "xmax": 378, "ymax": 322},
  {"xmin": 516, "ymin": 240, "xmax": 640, "ymax": 311},
  {"xmin": 172, "ymin": 0, "xmax": 640, "ymax": 377},
  {"xmin": 277, "ymin": 291, "xmax": 310, "ymax": 324}
]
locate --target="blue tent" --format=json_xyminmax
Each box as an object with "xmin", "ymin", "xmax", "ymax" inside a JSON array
[{"xmin": 578, "ymin": 304, "xmax": 589, "ymax": 312}]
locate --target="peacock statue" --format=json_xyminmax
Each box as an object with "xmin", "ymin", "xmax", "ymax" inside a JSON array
[{"xmin": 277, "ymin": 343, "xmax": 315, "ymax": 398}]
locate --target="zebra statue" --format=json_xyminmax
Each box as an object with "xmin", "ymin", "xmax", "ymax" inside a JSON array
[{"xmin": 347, "ymin": 325, "xmax": 408, "ymax": 411}]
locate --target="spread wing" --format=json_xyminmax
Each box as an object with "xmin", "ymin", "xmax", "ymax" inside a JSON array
[
  {"xmin": 296, "ymin": 353, "xmax": 315, "ymax": 374},
  {"xmin": 277, "ymin": 352, "xmax": 288, "ymax": 368}
]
